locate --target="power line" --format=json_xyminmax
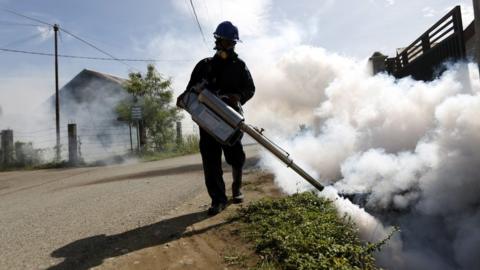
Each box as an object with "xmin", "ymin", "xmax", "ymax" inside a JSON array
[
  {"xmin": 0, "ymin": 32, "xmax": 43, "ymax": 48},
  {"xmin": 59, "ymin": 27, "xmax": 138, "ymax": 70},
  {"xmin": 184, "ymin": 0, "xmax": 197, "ymax": 26},
  {"xmin": 189, "ymin": 0, "xmax": 208, "ymax": 45},
  {"xmin": 1, "ymin": 8, "xmax": 53, "ymax": 27},
  {"xmin": 0, "ymin": 47, "xmax": 56, "ymax": 57},
  {"xmin": 0, "ymin": 8, "xmax": 193, "ymax": 70},
  {"xmin": 2, "ymin": 8, "xmax": 140, "ymax": 70},
  {"xmin": 0, "ymin": 20, "xmax": 43, "ymax": 27},
  {"xmin": 0, "ymin": 47, "xmax": 193, "ymax": 62}
]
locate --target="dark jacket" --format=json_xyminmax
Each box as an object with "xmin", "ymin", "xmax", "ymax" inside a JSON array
[{"xmin": 185, "ymin": 53, "xmax": 255, "ymax": 105}]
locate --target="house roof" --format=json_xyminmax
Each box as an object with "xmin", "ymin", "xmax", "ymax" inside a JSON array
[
  {"xmin": 42, "ymin": 69, "xmax": 128, "ymax": 109},
  {"xmin": 61, "ymin": 69, "xmax": 126, "ymax": 91},
  {"xmin": 58, "ymin": 69, "xmax": 126, "ymax": 101},
  {"xmin": 80, "ymin": 69, "xmax": 126, "ymax": 85}
]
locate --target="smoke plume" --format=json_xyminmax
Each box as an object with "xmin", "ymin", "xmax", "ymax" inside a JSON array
[
  {"xmin": 0, "ymin": 70, "xmax": 134, "ymax": 164},
  {"xmin": 251, "ymin": 45, "xmax": 480, "ymax": 270}
]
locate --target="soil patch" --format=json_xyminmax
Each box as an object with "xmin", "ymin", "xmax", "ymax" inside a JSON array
[{"xmin": 89, "ymin": 170, "xmax": 281, "ymax": 270}]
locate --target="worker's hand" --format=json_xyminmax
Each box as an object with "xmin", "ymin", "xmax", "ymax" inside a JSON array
[
  {"xmin": 221, "ymin": 94, "xmax": 241, "ymax": 107},
  {"xmin": 191, "ymin": 80, "xmax": 208, "ymax": 93}
]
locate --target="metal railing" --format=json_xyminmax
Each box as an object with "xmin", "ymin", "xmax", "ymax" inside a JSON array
[{"xmin": 385, "ymin": 6, "xmax": 465, "ymax": 81}]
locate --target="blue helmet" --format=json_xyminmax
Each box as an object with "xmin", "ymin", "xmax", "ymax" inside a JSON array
[{"xmin": 213, "ymin": 21, "xmax": 240, "ymax": 41}]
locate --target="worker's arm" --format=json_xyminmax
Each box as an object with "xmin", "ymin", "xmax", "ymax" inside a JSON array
[
  {"xmin": 238, "ymin": 62, "xmax": 255, "ymax": 105},
  {"xmin": 186, "ymin": 59, "xmax": 209, "ymax": 92},
  {"xmin": 177, "ymin": 59, "xmax": 209, "ymax": 107}
]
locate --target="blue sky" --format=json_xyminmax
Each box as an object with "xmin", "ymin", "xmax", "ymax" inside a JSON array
[{"xmin": 0, "ymin": 0, "xmax": 475, "ymax": 115}]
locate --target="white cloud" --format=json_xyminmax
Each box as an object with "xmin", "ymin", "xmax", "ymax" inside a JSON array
[
  {"xmin": 460, "ymin": 3, "xmax": 474, "ymax": 24},
  {"xmin": 422, "ymin": 6, "xmax": 436, "ymax": 17},
  {"xmin": 37, "ymin": 26, "xmax": 53, "ymax": 41},
  {"xmin": 385, "ymin": 0, "xmax": 395, "ymax": 6},
  {"xmin": 443, "ymin": 1, "xmax": 475, "ymax": 25},
  {"xmin": 367, "ymin": 0, "xmax": 395, "ymax": 6},
  {"xmin": 171, "ymin": 0, "xmax": 272, "ymax": 39}
]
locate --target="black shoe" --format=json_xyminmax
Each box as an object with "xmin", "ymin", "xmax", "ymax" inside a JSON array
[
  {"xmin": 207, "ymin": 203, "xmax": 226, "ymax": 216},
  {"xmin": 232, "ymin": 192, "xmax": 244, "ymax": 204}
]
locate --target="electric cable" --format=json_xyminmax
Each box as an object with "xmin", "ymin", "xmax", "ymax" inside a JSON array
[
  {"xmin": 13, "ymin": 128, "xmax": 58, "ymax": 134},
  {"xmin": 58, "ymin": 28, "xmax": 63, "ymax": 43},
  {"xmin": 0, "ymin": 48, "xmax": 193, "ymax": 62},
  {"xmin": 0, "ymin": 32, "xmax": 44, "ymax": 48},
  {"xmin": 1, "ymin": 8, "xmax": 195, "ymax": 65},
  {"xmin": 189, "ymin": 0, "xmax": 208, "ymax": 46},
  {"xmin": 4, "ymin": 8, "xmax": 136, "ymax": 70},
  {"xmin": 1, "ymin": 8, "xmax": 53, "ymax": 27},
  {"xmin": 0, "ymin": 20, "xmax": 43, "ymax": 27},
  {"xmin": 58, "ymin": 27, "xmax": 138, "ymax": 71}
]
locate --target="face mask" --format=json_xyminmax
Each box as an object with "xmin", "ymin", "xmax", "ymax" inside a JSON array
[
  {"xmin": 214, "ymin": 38, "xmax": 235, "ymax": 59},
  {"xmin": 216, "ymin": 50, "xmax": 229, "ymax": 59}
]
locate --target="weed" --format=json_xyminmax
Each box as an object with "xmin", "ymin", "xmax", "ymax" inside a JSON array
[
  {"xmin": 235, "ymin": 192, "xmax": 392, "ymax": 270},
  {"xmin": 223, "ymin": 251, "xmax": 248, "ymax": 267},
  {"xmin": 141, "ymin": 134, "xmax": 200, "ymax": 162}
]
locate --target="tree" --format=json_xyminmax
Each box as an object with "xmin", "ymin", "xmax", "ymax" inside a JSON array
[{"xmin": 116, "ymin": 64, "xmax": 182, "ymax": 151}]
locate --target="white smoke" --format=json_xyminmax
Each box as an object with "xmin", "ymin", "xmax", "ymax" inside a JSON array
[
  {"xmin": 252, "ymin": 45, "xmax": 480, "ymax": 269},
  {"xmin": 165, "ymin": 3, "xmax": 479, "ymax": 267},
  {"xmin": 0, "ymin": 70, "xmax": 135, "ymax": 164},
  {"xmin": 55, "ymin": 74, "xmax": 134, "ymax": 163}
]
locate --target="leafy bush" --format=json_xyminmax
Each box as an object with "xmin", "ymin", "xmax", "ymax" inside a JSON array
[
  {"xmin": 235, "ymin": 192, "xmax": 390, "ymax": 270},
  {"xmin": 176, "ymin": 134, "xmax": 200, "ymax": 154},
  {"xmin": 140, "ymin": 134, "xmax": 200, "ymax": 162}
]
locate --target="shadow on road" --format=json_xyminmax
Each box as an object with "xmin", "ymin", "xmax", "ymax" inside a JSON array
[
  {"xmin": 69, "ymin": 156, "xmax": 260, "ymax": 188},
  {"xmin": 47, "ymin": 210, "xmax": 226, "ymax": 270}
]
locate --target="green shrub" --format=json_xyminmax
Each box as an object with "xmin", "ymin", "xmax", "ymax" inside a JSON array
[
  {"xmin": 176, "ymin": 134, "xmax": 200, "ymax": 154},
  {"xmin": 140, "ymin": 134, "xmax": 200, "ymax": 162},
  {"xmin": 235, "ymin": 192, "xmax": 391, "ymax": 270}
]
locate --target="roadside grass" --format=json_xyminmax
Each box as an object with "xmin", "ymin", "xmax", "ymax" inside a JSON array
[
  {"xmin": 0, "ymin": 160, "xmax": 72, "ymax": 171},
  {"xmin": 223, "ymin": 251, "xmax": 249, "ymax": 268},
  {"xmin": 141, "ymin": 134, "xmax": 200, "ymax": 162},
  {"xmin": 0, "ymin": 135, "xmax": 200, "ymax": 171},
  {"xmin": 233, "ymin": 192, "xmax": 393, "ymax": 270}
]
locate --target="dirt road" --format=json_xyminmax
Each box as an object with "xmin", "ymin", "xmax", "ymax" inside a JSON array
[{"xmin": 0, "ymin": 145, "xmax": 259, "ymax": 270}]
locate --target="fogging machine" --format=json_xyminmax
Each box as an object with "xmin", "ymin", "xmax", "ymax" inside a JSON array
[{"xmin": 177, "ymin": 82, "xmax": 325, "ymax": 192}]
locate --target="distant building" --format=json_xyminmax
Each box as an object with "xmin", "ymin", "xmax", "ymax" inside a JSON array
[
  {"xmin": 49, "ymin": 69, "xmax": 128, "ymax": 124},
  {"xmin": 45, "ymin": 69, "xmax": 134, "ymax": 161}
]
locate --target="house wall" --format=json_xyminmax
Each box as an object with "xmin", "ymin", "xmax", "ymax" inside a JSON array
[{"xmin": 465, "ymin": 22, "xmax": 477, "ymax": 61}]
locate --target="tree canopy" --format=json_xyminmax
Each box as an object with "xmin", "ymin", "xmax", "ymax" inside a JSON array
[{"xmin": 116, "ymin": 64, "xmax": 181, "ymax": 150}]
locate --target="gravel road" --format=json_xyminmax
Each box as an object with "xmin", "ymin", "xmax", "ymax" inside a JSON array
[{"xmin": 0, "ymin": 145, "xmax": 259, "ymax": 270}]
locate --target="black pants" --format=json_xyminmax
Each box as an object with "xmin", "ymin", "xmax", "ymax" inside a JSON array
[{"xmin": 199, "ymin": 128, "xmax": 246, "ymax": 206}]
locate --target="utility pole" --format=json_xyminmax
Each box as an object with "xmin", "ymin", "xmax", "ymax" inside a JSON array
[
  {"xmin": 473, "ymin": 0, "xmax": 480, "ymax": 76},
  {"xmin": 68, "ymin": 123, "xmax": 78, "ymax": 165},
  {"xmin": 129, "ymin": 123, "xmax": 133, "ymax": 153},
  {"xmin": 54, "ymin": 24, "xmax": 60, "ymax": 161}
]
